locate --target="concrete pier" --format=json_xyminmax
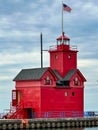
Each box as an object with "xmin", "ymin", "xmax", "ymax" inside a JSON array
[{"xmin": 0, "ymin": 117, "xmax": 98, "ymax": 129}]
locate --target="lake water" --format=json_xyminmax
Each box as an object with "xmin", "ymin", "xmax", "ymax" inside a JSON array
[
  {"xmin": 51, "ymin": 128, "xmax": 98, "ymax": 130},
  {"xmin": 24, "ymin": 128, "xmax": 98, "ymax": 130},
  {"xmin": 65, "ymin": 128, "xmax": 98, "ymax": 130},
  {"xmin": 61, "ymin": 128, "xmax": 98, "ymax": 130},
  {"xmin": 36, "ymin": 128, "xmax": 98, "ymax": 130}
]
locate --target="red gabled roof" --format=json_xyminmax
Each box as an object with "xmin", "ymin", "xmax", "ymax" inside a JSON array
[
  {"xmin": 63, "ymin": 69, "xmax": 86, "ymax": 82},
  {"xmin": 41, "ymin": 67, "xmax": 59, "ymax": 81}
]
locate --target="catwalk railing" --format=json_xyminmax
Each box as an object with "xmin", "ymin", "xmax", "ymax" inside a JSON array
[
  {"xmin": 49, "ymin": 45, "xmax": 77, "ymax": 51},
  {"xmin": 1, "ymin": 110, "xmax": 98, "ymax": 119},
  {"xmin": 40, "ymin": 111, "xmax": 83, "ymax": 118}
]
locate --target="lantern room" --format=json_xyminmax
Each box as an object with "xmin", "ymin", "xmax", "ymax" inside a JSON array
[{"xmin": 57, "ymin": 32, "xmax": 70, "ymax": 45}]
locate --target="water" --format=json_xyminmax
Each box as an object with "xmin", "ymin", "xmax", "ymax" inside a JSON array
[
  {"xmin": 84, "ymin": 128, "xmax": 98, "ymax": 130},
  {"xmin": 60, "ymin": 128, "xmax": 98, "ymax": 130},
  {"xmin": 24, "ymin": 128, "xmax": 98, "ymax": 130},
  {"xmin": 64, "ymin": 128, "xmax": 98, "ymax": 130},
  {"xmin": 37, "ymin": 128, "xmax": 98, "ymax": 130},
  {"xmin": 49, "ymin": 128, "xmax": 98, "ymax": 130}
]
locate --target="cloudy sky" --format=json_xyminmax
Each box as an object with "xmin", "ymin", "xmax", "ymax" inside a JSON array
[{"xmin": 0, "ymin": 0, "xmax": 98, "ymax": 114}]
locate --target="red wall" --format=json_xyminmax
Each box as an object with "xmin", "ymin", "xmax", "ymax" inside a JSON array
[
  {"xmin": 14, "ymin": 81, "xmax": 41, "ymax": 118},
  {"xmin": 49, "ymin": 44, "xmax": 78, "ymax": 77},
  {"xmin": 41, "ymin": 87, "xmax": 84, "ymax": 116},
  {"xmin": 50, "ymin": 51, "xmax": 63, "ymax": 75}
]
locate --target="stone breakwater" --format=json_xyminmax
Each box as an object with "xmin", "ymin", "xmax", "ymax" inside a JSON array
[{"xmin": 0, "ymin": 117, "xmax": 98, "ymax": 129}]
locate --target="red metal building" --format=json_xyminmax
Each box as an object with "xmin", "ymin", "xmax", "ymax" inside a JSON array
[{"xmin": 10, "ymin": 33, "xmax": 86, "ymax": 119}]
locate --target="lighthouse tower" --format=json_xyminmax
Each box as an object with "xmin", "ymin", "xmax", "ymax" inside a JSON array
[{"xmin": 49, "ymin": 32, "xmax": 78, "ymax": 77}]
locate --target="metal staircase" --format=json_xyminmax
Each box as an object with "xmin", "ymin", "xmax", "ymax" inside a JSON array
[{"xmin": 6, "ymin": 102, "xmax": 24, "ymax": 119}]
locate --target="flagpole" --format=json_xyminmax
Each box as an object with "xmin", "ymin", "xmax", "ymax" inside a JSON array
[{"xmin": 62, "ymin": 1, "xmax": 64, "ymax": 43}]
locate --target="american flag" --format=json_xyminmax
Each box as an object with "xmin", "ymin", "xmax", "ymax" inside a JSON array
[{"xmin": 63, "ymin": 3, "xmax": 72, "ymax": 12}]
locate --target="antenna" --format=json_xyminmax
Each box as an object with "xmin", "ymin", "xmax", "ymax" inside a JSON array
[{"xmin": 40, "ymin": 32, "xmax": 43, "ymax": 68}]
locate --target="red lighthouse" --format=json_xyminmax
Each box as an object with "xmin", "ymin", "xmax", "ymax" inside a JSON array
[{"xmin": 9, "ymin": 32, "xmax": 86, "ymax": 119}]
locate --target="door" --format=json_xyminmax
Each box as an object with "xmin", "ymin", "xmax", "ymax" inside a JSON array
[
  {"xmin": 12, "ymin": 90, "xmax": 21, "ymax": 106},
  {"xmin": 18, "ymin": 91, "xmax": 21, "ymax": 104},
  {"xmin": 27, "ymin": 108, "xmax": 32, "ymax": 119}
]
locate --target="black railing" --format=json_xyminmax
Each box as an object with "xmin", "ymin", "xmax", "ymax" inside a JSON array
[{"xmin": 40, "ymin": 111, "xmax": 83, "ymax": 118}]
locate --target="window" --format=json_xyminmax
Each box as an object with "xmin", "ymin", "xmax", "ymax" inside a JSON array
[
  {"xmin": 12, "ymin": 91, "xmax": 16, "ymax": 100},
  {"xmin": 68, "ymin": 54, "xmax": 71, "ymax": 59},
  {"xmin": 72, "ymin": 92, "xmax": 75, "ymax": 96},
  {"xmin": 55, "ymin": 54, "xmax": 58, "ymax": 59},
  {"xmin": 74, "ymin": 77, "xmax": 80, "ymax": 86},
  {"xmin": 75, "ymin": 77, "xmax": 78, "ymax": 85},
  {"xmin": 44, "ymin": 76, "xmax": 52, "ymax": 85},
  {"xmin": 65, "ymin": 92, "xmax": 68, "ymax": 96}
]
